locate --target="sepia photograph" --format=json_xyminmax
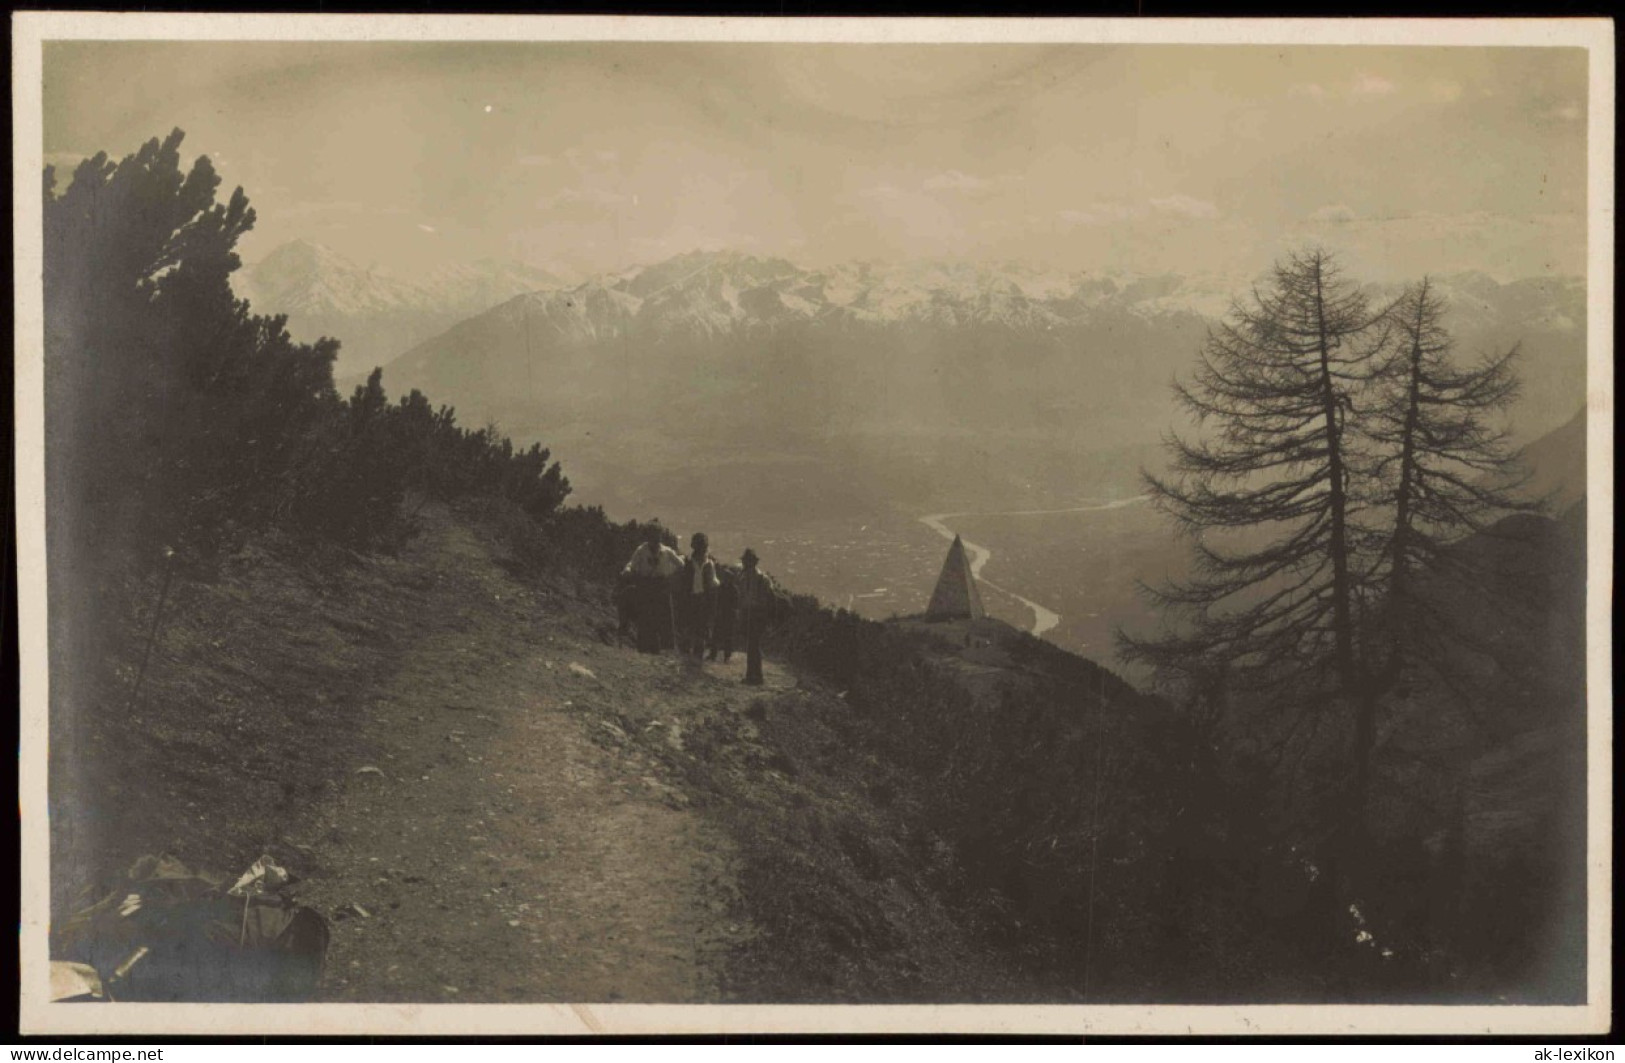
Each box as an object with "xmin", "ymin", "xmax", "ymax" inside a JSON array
[{"xmin": 13, "ymin": 14, "xmax": 1613, "ymax": 1037}]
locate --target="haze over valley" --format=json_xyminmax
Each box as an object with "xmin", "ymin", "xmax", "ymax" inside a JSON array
[
  {"xmin": 46, "ymin": 40, "xmax": 1588, "ymax": 671},
  {"xmin": 242, "ymin": 243, "xmax": 1591, "ymax": 672}
]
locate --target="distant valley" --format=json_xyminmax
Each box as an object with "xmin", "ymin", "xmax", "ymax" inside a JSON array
[{"xmin": 242, "ymin": 245, "xmax": 1589, "ymax": 671}]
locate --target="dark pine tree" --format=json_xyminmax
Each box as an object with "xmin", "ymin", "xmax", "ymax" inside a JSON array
[
  {"xmin": 1118, "ymin": 248, "xmax": 1391, "ymax": 871},
  {"xmin": 43, "ymin": 127, "xmax": 341, "ymax": 574},
  {"xmin": 1360, "ymin": 277, "xmax": 1537, "ymax": 713}
]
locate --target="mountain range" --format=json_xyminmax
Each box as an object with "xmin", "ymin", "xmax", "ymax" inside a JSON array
[
  {"xmin": 233, "ymin": 240, "xmax": 566, "ymax": 377},
  {"xmin": 236, "ymin": 241, "xmax": 1586, "ymax": 517},
  {"xmin": 338, "ymin": 249, "xmax": 1585, "ymax": 517}
]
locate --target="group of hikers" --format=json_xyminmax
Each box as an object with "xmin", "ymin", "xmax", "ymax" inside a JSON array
[{"xmin": 615, "ymin": 526, "xmax": 785, "ymax": 686}]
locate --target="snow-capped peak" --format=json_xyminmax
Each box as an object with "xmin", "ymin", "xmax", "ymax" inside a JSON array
[{"xmin": 237, "ymin": 240, "xmax": 563, "ymax": 320}]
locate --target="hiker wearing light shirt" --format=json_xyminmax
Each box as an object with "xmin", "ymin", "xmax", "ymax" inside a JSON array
[
  {"xmin": 622, "ymin": 527, "xmax": 683, "ymax": 654},
  {"xmin": 677, "ymin": 532, "xmax": 720, "ymax": 660},
  {"xmin": 624, "ymin": 532, "xmax": 684, "ymax": 580}
]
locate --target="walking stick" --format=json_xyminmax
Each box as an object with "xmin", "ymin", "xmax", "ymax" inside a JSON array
[{"xmin": 128, "ymin": 546, "xmax": 176, "ymax": 714}]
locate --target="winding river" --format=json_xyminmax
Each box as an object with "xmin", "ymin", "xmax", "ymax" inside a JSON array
[{"xmin": 920, "ymin": 496, "xmax": 1150, "ymax": 638}]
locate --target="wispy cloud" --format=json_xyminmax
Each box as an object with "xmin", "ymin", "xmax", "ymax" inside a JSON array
[
  {"xmin": 1307, "ymin": 204, "xmax": 1358, "ymax": 224},
  {"xmin": 1352, "ymin": 73, "xmax": 1398, "ymax": 97},
  {"xmin": 562, "ymin": 146, "xmax": 620, "ymax": 171},
  {"xmin": 1057, "ymin": 202, "xmax": 1139, "ymax": 227},
  {"xmin": 1059, "ymin": 195, "xmax": 1220, "ymax": 228},
  {"xmin": 857, "ymin": 183, "xmax": 908, "ymax": 203},
  {"xmin": 1288, "ymin": 83, "xmax": 1326, "ymax": 100},
  {"xmin": 1150, "ymin": 194, "xmax": 1219, "ymax": 220},
  {"xmin": 417, "ymin": 223, "xmax": 437, "ymax": 233},
  {"xmin": 922, "ymin": 169, "xmax": 992, "ymax": 193},
  {"xmin": 533, "ymin": 148, "xmax": 631, "ymax": 215},
  {"xmin": 535, "ymin": 186, "xmax": 629, "ymax": 212},
  {"xmin": 268, "ymin": 200, "xmax": 412, "ymax": 221}
]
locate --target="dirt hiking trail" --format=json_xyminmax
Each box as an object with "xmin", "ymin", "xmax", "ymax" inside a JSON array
[{"xmin": 290, "ymin": 507, "xmax": 794, "ymax": 1003}]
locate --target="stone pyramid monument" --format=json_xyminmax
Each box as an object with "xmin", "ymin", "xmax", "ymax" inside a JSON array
[{"xmin": 926, "ymin": 534, "xmax": 986, "ymax": 621}]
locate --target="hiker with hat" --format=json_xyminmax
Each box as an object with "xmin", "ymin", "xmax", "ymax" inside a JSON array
[
  {"xmin": 677, "ymin": 532, "xmax": 720, "ymax": 660},
  {"xmin": 622, "ymin": 525, "xmax": 683, "ymax": 654},
  {"xmin": 735, "ymin": 547, "xmax": 777, "ymax": 686}
]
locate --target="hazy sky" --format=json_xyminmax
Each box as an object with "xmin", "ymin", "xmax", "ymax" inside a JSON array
[{"xmin": 43, "ymin": 41, "xmax": 1588, "ymax": 283}]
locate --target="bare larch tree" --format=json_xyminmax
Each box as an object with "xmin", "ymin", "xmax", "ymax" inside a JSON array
[
  {"xmin": 1359, "ymin": 276, "xmax": 1534, "ymax": 715},
  {"xmin": 1119, "ymin": 248, "xmax": 1388, "ymax": 839}
]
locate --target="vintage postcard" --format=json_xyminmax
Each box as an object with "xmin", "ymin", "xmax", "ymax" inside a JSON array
[{"xmin": 13, "ymin": 14, "xmax": 1613, "ymax": 1037}]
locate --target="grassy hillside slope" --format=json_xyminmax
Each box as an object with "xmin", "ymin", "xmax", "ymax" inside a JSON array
[
  {"xmin": 50, "ymin": 496, "xmax": 1589, "ymax": 1004},
  {"xmin": 49, "ymin": 502, "xmax": 1047, "ymax": 1001}
]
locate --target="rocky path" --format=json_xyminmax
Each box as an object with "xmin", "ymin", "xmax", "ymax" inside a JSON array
[{"xmin": 290, "ymin": 509, "xmax": 794, "ymax": 1003}]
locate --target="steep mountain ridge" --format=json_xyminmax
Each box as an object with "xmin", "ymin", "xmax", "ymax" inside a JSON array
[
  {"xmin": 374, "ymin": 252, "xmax": 1585, "ymax": 399},
  {"xmin": 1516, "ymin": 405, "xmax": 1588, "ymax": 513},
  {"xmin": 365, "ymin": 251, "xmax": 1584, "ymax": 520},
  {"xmin": 234, "ymin": 240, "xmax": 567, "ymax": 377},
  {"xmin": 240, "ymin": 239, "xmax": 568, "ymax": 317},
  {"xmin": 369, "ymin": 251, "xmax": 1224, "ymax": 503}
]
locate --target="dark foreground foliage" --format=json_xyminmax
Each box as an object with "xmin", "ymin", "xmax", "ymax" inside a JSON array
[
  {"xmin": 44, "ymin": 129, "xmax": 577, "ymax": 572},
  {"xmin": 41, "ymin": 127, "xmax": 653, "ymax": 660},
  {"xmin": 46, "ymin": 130, "xmax": 659, "ymax": 916},
  {"xmin": 761, "ymin": 548, "xmax": 1585, "ymax": 1003}
]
